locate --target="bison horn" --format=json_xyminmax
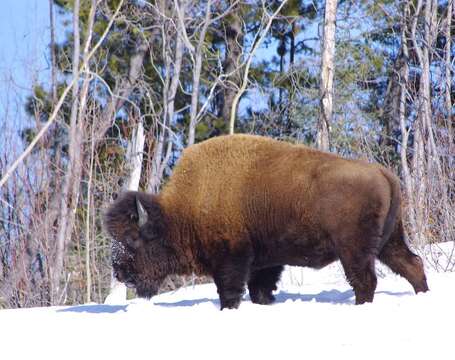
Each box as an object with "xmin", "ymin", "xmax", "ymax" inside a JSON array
[{"xmin": 136, "ymin": 197, "xmax": 148, "ymax": 227}]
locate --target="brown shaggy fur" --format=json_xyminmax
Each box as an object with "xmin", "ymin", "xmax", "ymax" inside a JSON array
[{"xmin": 104, "ymin": 134, "xmax": 428, "ymax": 309}]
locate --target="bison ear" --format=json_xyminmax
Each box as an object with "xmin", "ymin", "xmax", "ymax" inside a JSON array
[{"xmin": 136, "ymin": 196, "xmax": 148, "ymax": 227}]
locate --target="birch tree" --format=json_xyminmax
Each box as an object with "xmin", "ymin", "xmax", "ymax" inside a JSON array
[
  {"xmin": 52, "ymin": 0, "xmax": 86, "ymax": 303},
  {"xmin": 317, "ymin": 0, "xmax": 337, "ymax": 151},
  {"xmin": 221, "ymin": 0, "xmax": 244, "ymax": 127},
  {"xmin": 444, "ymin": 0, "xmax": 453, "ymax": 160}
]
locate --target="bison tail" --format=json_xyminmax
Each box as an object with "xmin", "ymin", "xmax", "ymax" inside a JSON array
[{"xmin": 379, "ymin": 168, "xmax": 402, "ymax": 252}]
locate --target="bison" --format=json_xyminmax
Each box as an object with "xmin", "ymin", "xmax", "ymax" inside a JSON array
[{"xmin": 104, "ymin": 134, "xmax": 428, "ymax": 309}]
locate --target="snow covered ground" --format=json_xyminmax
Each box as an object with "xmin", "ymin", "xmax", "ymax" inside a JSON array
[{"xmin": 1, "ymin": 261, "xmax": 454, "ymax": 360}]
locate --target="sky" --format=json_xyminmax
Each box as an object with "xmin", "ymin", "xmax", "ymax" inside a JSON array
[
  {"xmin": 0, "ymin": 1, "xmax": 56, "ymax": 142},
  {"xmin": 0, "ymin": 0, "xmax": 50, "ymax": 85}
]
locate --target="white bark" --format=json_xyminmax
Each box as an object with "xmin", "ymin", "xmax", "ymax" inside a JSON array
[
  {"xmin": 398, "ymin": 3, "xmax": 417, "ymax": 238},
  {"xmin": 317, "ymin": 0, "xmax": 337, "ymax": 152},
  {"xmin": 222, "ymin": 1, "xmax": 243, "ymax": 126},
  {"xmin": 187, "ymin": 0, "xmax": 212, "ymax": 146},
  {"xmin": 125, "ymin": 121, "xmax": 145, "ymax": 192}
]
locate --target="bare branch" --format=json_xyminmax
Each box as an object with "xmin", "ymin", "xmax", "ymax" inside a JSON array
[{"xmin": 229, "ymin": 0, "xmax": 289, "ymax": 134}]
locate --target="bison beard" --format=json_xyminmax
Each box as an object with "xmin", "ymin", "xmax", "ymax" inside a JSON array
[{"xmin": 104, "ymin": 134, "xmax": 429, "ymax": 310}]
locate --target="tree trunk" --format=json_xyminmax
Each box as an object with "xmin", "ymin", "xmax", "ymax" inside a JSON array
[
  {"xmin": 289, "ymin": 22, "xmax": 296, "ymax": 67},
  {"xmin": 445, "ymin": 0, "xmax": 453, "ymax": 158},
  {"xmin": 398, "ymin": 2, "xmax": 417, "ymax": 240},
  {"xmin": 317, "ymin": 0, "xmax": 337, "ymax": 151},
  {"xmin": 287, "ymin": 22, "xmax": 297, "ymax": 127},
  {"xmin": 420, "ymin": 0, "xmax": 438, "ymax": 163},
  {"xmin": 52, "ymin": 0, "xmax": 82, "ymax": 304},
  {"xmin": 187, "ymin": 0, "xmax": 212, "ymax": 146},
  {"xmin": 380, "ymin": 55, "xmax": 403, "ymax": 153},
  {"xmin": 221, "ymin": 1, "xmax": 243, "ymax": 124},
  {"xmin": 85, "ymin": 124, "xmax": 95, "ymax": 303}
]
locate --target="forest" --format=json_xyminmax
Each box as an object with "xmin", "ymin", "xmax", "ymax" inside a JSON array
[{"xmin": 0, "ymin": 0, "xmax": 453, "ymax": 309}]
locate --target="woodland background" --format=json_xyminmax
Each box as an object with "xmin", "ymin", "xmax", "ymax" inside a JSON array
[{"xmin": 0, "ymin": 0, "xmax": 453, "ymax": 309}]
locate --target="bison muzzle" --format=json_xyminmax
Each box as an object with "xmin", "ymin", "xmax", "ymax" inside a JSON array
[{"xmin": 104, "ymin": 134, "xmax": 428, "ymax": 309}]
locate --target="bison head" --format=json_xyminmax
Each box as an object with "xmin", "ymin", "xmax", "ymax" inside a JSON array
[{"xmin": 103, "ymin": 191, "xmax": 175, "ymax": 298}]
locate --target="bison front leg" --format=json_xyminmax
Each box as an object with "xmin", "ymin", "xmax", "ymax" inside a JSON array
[
  {"xmin": 248, "ymin": 266, "xmax": 283, "ymax": 305},
  {"xmin": 213, "ymin": 255, "xmax": 252, "ymax": 310}
]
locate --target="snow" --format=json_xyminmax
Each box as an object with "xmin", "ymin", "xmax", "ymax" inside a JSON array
[
  {"xmin": 103, "ymin": 279, "xmax": 127, "ymax": 305},
  {"xmin": 1, "ymin": 262, "xmax": 454, "ymax": 359}
]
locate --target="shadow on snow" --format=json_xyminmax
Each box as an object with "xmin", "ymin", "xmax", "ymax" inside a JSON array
[
  {"xmin": 55, "ymin": 289, "xmax": 414, "ymax": 312},
  {"xmin": 154, "ymin": 289, "xmax": 413, "ymax": 308},
  {"xmin": 57, "ymin": 304, "xmax": 128, "ymax": 314}
]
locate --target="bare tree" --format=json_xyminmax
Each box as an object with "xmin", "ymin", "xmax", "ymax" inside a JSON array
[
  {"xmin": 52, "ymin": 0, "xmax": 85, "ymax": 303},
  {"xmin": 317, "ymin": 0, "xmax": 337, "ymax": 151},
  {"xmin": 221, "ymin": 0, "xmax": 244, "ymax": 127},
  {"xmin": 397, "ymin": 1, "xmax": 416, "ymax": 235},
  {"xmin": 445, "ymin": 0, "xmax": 453, "ymax": 157},
  {"xmin": 186, "ymin": 0, "xmax": 213, "ymax": 146}
]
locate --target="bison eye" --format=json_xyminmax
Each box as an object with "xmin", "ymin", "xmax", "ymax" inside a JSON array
[{"xmin": 139, "ymin": 221, "xmax": 164, "ymax": 242}]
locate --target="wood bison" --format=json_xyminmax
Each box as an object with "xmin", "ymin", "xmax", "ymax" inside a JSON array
[{"xmin": 104, "ymin": 134, "xmax": 428, "ymax": 309}]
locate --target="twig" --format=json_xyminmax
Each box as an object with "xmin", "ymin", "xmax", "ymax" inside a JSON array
[{"xmin": 229, "ymin": 0, "xmax": 289, "ymax": 134}]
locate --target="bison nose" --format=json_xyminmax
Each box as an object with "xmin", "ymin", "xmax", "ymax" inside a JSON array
[
  {"xmin": 113, "ymin": 270, "xmax": 121, "ymax": 281},
  {"xmin": 114, "ymin": 269, "xmax": 135, "ymax": 286},
  {"xmin": 114, "ymin": 269, "xmax": 126, "ymax": 282}
]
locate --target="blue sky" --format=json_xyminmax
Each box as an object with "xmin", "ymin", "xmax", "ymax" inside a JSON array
[
  {"xmin": 0, "ymin": 1, "xmax": 50, "ymax": 81},
  {"xmin": 0, "ymin": 1, "xmax": 54, "ymax": 136}
]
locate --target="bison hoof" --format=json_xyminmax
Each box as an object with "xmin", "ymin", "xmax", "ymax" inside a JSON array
[
  {"xmin": 220, "ymin": 297, "xmax": 241, "ymax": 310},
  {"xmin": 250, "ymin": 290, "xmax": 275, "ymax": 305}
]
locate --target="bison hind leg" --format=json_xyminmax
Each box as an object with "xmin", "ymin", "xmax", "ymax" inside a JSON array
[
  {"xmin": 248, "ymin": 266, "xmax": 283, "ymax": 305},
  {"xmin": 336, "ymin": 239, "xmax": 379, "ymax": 305},
  {"xmin": 342, "ymin": 255, "xmax": 377, "ymax": 305}
]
